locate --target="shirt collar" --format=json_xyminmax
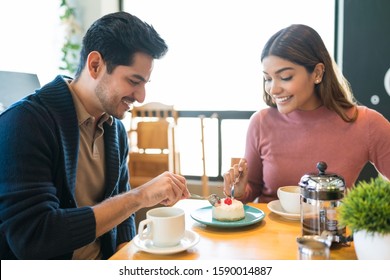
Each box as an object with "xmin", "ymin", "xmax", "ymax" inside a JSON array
[{"xmin": 66, "ymin": 79, "xmax": 113, "ymax": 127}]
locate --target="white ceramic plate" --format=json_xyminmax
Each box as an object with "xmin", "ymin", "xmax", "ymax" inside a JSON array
[
  {"xmin": 133, "ymin": 229, "xmax": 200, "ymax": 255},
  {"xmin": 190, "ymin": 205, "xmax": 265, "ymax": 228},
  {"xmin": 267, "ymin": 200, "xmax": 300, "ymax": 220}
]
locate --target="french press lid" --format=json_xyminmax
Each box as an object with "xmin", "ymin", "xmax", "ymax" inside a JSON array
[{"xmin": 299, "ymin": 161, "xmax": 345, "ymax": 200}]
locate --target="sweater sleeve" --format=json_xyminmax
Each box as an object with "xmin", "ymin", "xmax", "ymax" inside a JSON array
[
  {"xmin": 0, "ymin": 103, "xmax": 96, "ymax": 259},
  {"xmin": 366, "ymin": 108, "xmax": 390, "ymax": 179}
]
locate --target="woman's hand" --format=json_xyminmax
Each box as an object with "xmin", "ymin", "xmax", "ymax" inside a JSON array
[{"xmin": 223, "ymin": 158, "xmax": 248, "ymax": 201}]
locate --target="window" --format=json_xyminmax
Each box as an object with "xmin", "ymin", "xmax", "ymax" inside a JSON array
[
  {"xmin": 0, "ymin": 0, "xmax": 63, "ymax": 85},
  {"xmin": 122, "ymin": 0, "xmax": 336, "ymax": 180},
  {"xmin": 122, "ymin": 0, "xmax": 335, "ymax": 111}
]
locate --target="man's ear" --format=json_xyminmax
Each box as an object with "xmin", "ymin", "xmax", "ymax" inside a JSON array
[{"xmin": 87, "ymin": 51, "xmax": 104, "ymax": 79}]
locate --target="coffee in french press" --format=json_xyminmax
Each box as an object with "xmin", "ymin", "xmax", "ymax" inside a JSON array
[{"xmin": 299, "ymin": 161, "xmax": 350, "ymax": 244}]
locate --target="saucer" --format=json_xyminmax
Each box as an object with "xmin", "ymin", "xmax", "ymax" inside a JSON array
[
  {"xmin": 191, "ymin": 205, "xmax": 265, "ymax": 228},
  {"xmin": 133, "ymin": 229, "xmax": 200, "ymax": 254},
  {"xmin": 267, "ymin": 200, "xmax": 300, "ymax": 220}
]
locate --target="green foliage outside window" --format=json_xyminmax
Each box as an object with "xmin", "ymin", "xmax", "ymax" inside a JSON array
[{"xmin": 59, "ymin": 0, "xmax": 82, "ymax": 76}]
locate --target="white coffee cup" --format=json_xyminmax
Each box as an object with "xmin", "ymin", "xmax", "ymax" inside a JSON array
[
  {"xmin": 138, "ymin": 207, "xmax": 185, "ymax": 247},
  {"xmin": 277, "ymin": 186, "xmax": 301, "ymax": 214}
]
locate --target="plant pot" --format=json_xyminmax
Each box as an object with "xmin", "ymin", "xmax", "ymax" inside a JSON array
[{"xmin": 353, "ymin": 230, "xmax": 390, "ymax": 260}]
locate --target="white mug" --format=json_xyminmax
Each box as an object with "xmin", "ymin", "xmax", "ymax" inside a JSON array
[
  {"xmin": 138, "ymin": 207, "xmax": 185, "ymax": 247},
  {"xmin": 277, "ymin": 186, "xmax": 301, "ymax": 214}
]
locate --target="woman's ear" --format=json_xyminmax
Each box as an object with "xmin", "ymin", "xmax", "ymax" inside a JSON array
[{"xmin": 314, "ymin": 63, "xmax": 325, "ymax": 84}]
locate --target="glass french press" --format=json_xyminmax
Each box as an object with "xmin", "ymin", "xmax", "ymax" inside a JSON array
[{"xmin": 299, "ymin": 161, "xmax": 350, "ymax": 244}]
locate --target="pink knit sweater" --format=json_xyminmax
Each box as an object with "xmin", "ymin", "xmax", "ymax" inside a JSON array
[{"xmin": 243, "ymin": 105, "xmax": 390, "ymax": 203}]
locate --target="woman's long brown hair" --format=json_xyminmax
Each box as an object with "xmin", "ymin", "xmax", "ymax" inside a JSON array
[{"xmin": 261, "ymin": 24, "xmax": 358, "ymax": 122}]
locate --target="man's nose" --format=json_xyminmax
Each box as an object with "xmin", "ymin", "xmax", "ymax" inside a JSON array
[{"xmin": 134, "ymin": 86, "xmax": 146, "ymax": 103}]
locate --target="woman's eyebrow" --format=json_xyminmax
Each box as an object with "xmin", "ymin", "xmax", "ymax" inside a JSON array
[{"xmin": 263, "ymin": 67, "xmax": 294, "ymax": 75}]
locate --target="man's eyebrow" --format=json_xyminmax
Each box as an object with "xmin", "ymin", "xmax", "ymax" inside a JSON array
[
  {"xmin": 263, "ymin": 67, "xmax": 294, "ymax": 75},
  {"xmin": 131, "ymin": 74, "xmax": 148, "ymax": 83}
]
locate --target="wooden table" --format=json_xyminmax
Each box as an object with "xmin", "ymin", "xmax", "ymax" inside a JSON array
[{"xmin": 109, "ymin": 199, "xmax": 357, "ymax": 260}]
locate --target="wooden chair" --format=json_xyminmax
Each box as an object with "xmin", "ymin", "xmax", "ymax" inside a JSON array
[
  {"xmin": 128, "ymin": 102, "xmax": 180, "ymax": 188},
  {"xmin": 231, "ymin": 157, "xmax": 241, "ymax": 166},
  {"xmin": 199, "ymin": 115, "xmax": 208, "ymax": 197}
]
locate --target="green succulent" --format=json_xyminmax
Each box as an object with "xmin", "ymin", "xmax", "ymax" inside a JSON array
[{"xmin": 339, "ymin": 176, "xmax": 390, "ymax": 235}]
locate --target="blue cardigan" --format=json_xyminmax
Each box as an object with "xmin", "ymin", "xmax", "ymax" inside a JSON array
[{"xmin": 0, "ymin": 75, "xmax": 135, "ymax": 259}]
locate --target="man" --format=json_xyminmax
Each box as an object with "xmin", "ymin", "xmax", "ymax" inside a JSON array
[{"xmin": 0, "ymin": 11, "xmax": 189, "ymax": 259}]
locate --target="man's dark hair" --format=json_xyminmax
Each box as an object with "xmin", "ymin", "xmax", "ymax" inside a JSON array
[{"xmin": 75, "ymin": 11, "xmax": 168, "ymax": 77}]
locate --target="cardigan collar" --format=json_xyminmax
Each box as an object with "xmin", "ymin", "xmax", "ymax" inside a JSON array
[{"xmin": 36, "ymin": 75, "xmax": 120, "ymax": 199}]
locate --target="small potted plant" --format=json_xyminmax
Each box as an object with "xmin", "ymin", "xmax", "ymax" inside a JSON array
[{"xmin": 339, "ymin": 175, "xmax": 390, "ymax": 259}]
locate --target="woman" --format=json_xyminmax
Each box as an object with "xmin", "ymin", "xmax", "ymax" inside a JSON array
[{"xmin": 224, "ymin": 24, "xmax": 390, "ymax": 204}]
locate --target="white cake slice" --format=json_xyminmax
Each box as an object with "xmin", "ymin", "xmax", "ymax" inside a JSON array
[{"xmin": 212, "ymin": 197, "xmax": 245, "ymax": 221}]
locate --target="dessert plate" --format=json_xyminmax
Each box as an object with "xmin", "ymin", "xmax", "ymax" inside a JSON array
[
  {"xmin": 190, "ymin": 205, "xmax": 265, "ymax": 228},
  {"xmin": 267, "ymin": 200, "xmax": 300, "ymax": 220},
  {"xmin": 133, "ymin": 229, "xmax": 200, "ymax": 255}
]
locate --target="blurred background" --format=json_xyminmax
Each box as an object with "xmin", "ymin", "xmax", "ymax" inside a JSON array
[{"xmin": 0, "ymin": 0, "xmax": 388, "ymax": 186}]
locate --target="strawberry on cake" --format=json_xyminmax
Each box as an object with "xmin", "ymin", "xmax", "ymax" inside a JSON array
[{"xmin": 212, "ymin": 197, "xmax": 245, "ymax": 221}]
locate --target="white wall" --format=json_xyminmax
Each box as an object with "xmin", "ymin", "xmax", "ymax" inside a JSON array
[
  {"xmin": 0, "ymin": 0, "xmax": 62, "ymax": 84},
  {"xmin": 73, "ymin": 0, "xmax": 119, "ymax": 30},
  {"xmin": 0, "ymin": 0, "xmax": 119, "ymax": 85}
]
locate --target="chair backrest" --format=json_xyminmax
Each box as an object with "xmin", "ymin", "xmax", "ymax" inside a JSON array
[
  {"xmin": 137, "ymin": 120, "xmax": 170, "ymax": 150},
  {"xmin": 128, "ymin": 102, "xmax": 180, "ymax": 187},
  {"xmin": 131, "ymin": 102, "xmax": 178, "ymax": 119},
  {"xmin": 129, "ymin": 102, "xmax": 178, "ymax": 151},
  {"xmin": 231, "ymin": 158, "xmax": 241, "ymax": 166},
  {"xmin": 0, "ymin": 71, "xmax": 40, "ymax": 112}
]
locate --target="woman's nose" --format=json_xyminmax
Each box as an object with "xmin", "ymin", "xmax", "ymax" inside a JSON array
[{"xmin": 267, "ymin": 81, "xmax": 282, "ymax": 95}]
